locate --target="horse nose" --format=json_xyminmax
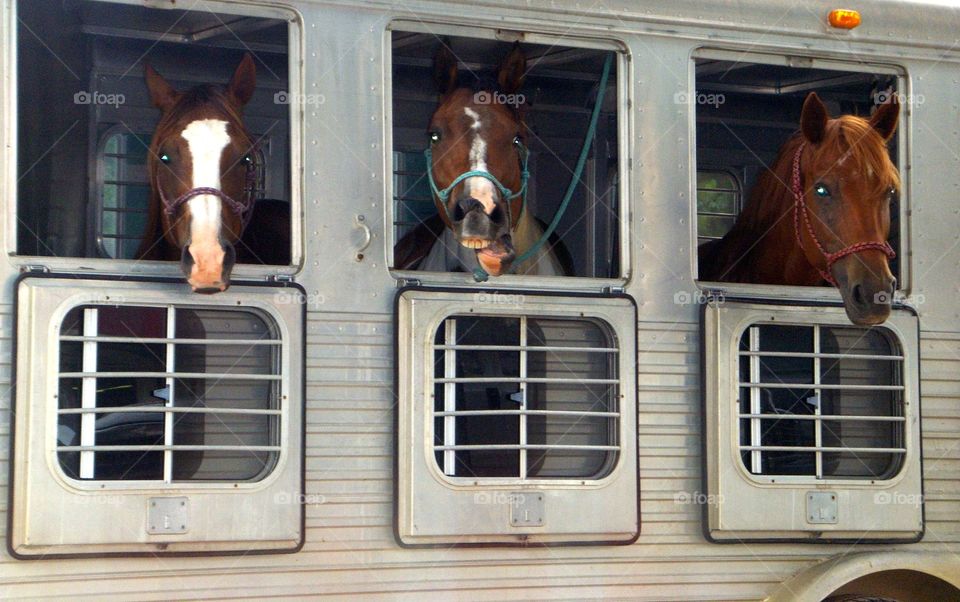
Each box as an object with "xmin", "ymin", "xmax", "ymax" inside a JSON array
[
  {"xmin": 181, "ymin": 240, "xmax": 235, "ymax": 293},
  {"xmin": 453, "ymin": 197, "xmax": 484, "ymax": 221}
]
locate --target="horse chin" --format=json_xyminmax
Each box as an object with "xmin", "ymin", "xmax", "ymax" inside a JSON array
[{"xmin": 475, "ymin": 236, "xmax": 515, "ymax": 276}]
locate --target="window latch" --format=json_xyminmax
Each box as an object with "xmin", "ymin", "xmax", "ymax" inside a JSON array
[
  {"xmin": 21, "ymin": 264, "xmax": 50, "ymax": 274},
  {"xmin": 508, "ymin": 390, "xmax": 525, "ymax": 405}
]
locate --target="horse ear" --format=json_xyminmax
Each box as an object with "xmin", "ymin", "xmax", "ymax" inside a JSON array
[
  {"xmin": 227, "ymin": 53, "xmax": 257, "ymax": 107},
  {"xmin": 144, "ymin": 64, "xmax": 180, "ymax": 112},
  {"xmin": 433, "ymin": 44, "xmax": 458, "ymax": 96},
  {"xmin": 801, "ymin": 92, "xmax": 829, "ymax": 145},
  {"xmin": 497, "ymin": 43, "xmax": 526, "ymax": 94},
  {"xmin": 869, "ymin": 94, "xmax": 899, "ymax": 141}
]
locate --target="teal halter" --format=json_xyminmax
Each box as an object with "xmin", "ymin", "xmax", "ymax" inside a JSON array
[{"xmin": 424, "ymin": 140, "xmax": 530, "ymax": 228}]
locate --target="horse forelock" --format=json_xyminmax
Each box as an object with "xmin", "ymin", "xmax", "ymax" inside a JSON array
[
  {"xmin": 824, "ymin": 116, "xmax": 900, "ymax": 198},
  {"xmin": 152, "ymin": 85, "xmax": 252, "ymax": 155}
]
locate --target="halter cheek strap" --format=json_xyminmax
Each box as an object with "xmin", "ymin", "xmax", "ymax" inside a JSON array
[
  {"xmin": 160, "ymin": 154, "xmax": 258, "ymax": 231},
  {"xmin": 791, "ymin": 142, "xmax": 896, "ymax": 286}
]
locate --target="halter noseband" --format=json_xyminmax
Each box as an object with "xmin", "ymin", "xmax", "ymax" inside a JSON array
[
  {"xmin": 424, "ymin": 141, "xmax": 530, "ymax": 229},
  {"xmin": 791, "ymin": 142, "xmax": 896, "ymax": 286},
  {"xmin": 159, "ymin": 153, "xmax": 258, "ymax": 231}
]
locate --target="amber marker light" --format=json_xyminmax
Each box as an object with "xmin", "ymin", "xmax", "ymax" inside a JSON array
[{"xmin": 828, "ymin": 9, "xmax": 862, "ymax": 29}]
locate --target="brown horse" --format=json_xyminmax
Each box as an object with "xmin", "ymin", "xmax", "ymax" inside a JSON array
[
  {"xmin": 136, "ymin": 54, "xmax": 258, "ymax": 293},
  {"xmin": 699, "ymin": 92, "xmax": 900, "ymax": 325},
  {"xmin": 407, "ymin": 45, "xmax": 564, "ymax": 276}
]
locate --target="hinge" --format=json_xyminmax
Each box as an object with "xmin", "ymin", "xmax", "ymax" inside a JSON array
[
  {"xmin": 268, "ymin": 274, "xmax": 294, "ymax": 283},
  {"xmin": 602, "ymin": 285, "xmax": 625, "ymax": 294},
  {"xmin": 398, "ymin": 278, "xmax": 422, "ymax": 288},
  {"xmin": 21, "ymin": 264, "xmax": 50, "ymax": 273}
]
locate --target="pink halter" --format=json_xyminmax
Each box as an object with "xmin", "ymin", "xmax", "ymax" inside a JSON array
[{"xmin": 791, "ymin": 142, "xmax": 895, "ymax": 286}]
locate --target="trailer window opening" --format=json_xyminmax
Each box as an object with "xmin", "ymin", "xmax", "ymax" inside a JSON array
[
  {"xmin": 15, "ymin": 0, "xmax": 292, "ymax": 266},
  {"xmin": 737, "ymin": 323, "xmax": 905, "ymax": 480},
  {"xmin": 390, "ymin": 30, "xmax": 622, "ymax": 278},
  {"xmin": 693, "ymin": 53, "xmax": 903, "ymax": 285},
  {"xmin": 431, "ymin": 315, "xmax": 620, "ymax": 480},
  {"xmin": 56, "ymin": 304, "xmax": 282, "ymax": 482}
]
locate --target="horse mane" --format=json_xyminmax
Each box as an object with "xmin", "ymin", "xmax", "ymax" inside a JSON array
[
  {"xmin": 702, "ymin": 114, "xmax": 899, "ymax": 281},
  {"xmin": 135, "ymin": 84, "xmax": 252, "ymax": 260}
]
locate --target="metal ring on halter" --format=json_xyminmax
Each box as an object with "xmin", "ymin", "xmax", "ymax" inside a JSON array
[
  {"xmin": 791, "ymin": 142, "xmax": 896, "ymax": 286},
  {"xmin": 160, "ymin": 154, "xmax": 259, "ymax": 231}
]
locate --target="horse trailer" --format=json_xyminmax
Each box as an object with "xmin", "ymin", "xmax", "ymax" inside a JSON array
[{"xmin": 2, "ymin": 0, "xmax": 960, "ymax": 599}]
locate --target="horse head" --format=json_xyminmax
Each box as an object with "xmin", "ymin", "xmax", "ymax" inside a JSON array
[
  {"xmin": 794, "ymin": 92, "xmax": 900, "ymax": 325},
  {"xmin": 426, "ymin": 44, "xmax": 529, "ymax": 276},
  {"xmin": 142, "ymin": 53, "xmax": 257, "ymax": 293}
]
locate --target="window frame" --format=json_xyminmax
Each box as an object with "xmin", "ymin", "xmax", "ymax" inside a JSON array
[
  {"xmin": 10, "ymin": 274, "xmax": 306, "ymax": 557},
  {"xmin": 384, "ymin": 20, "xmax": 632, "ymax": 289},
  {"xmin": 396, "ymin": 286, "xmax": 639, "ymax": 545},
  {"xmin": 690, "ymin": 48, "xmax": 911, "ymax": 298},
  {"xmin": 4, "ymin": 0, "xmax": 304, "ymax": 275},
  {"xmin": 702, "ymin": 298, "xmax": 924, "ymax": 542}
]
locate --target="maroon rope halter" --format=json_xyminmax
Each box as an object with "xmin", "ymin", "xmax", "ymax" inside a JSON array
[
  {"xmin": 791, "ymin": 142, "xmax": 895, "ymax": 286},
  {"xmin": 159, "ymin": 155, "xmax": 258, "ymax": 231}
]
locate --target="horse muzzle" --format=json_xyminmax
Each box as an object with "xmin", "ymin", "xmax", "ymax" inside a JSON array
[
  {"xmin": 181, "ymin": 239, "xmax": 236, "ymax": 293},
  {"xmin": 452, "ymin": 196, "xmax": 510, "ymax": 247},
  {"xmin": 834, "ymin": 264, "xmax": 896, "ymax": 326}
]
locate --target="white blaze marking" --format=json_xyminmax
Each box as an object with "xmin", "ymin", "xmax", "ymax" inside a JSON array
[
  {"xmin": 181, "ymin": 119, "xmax": 230, "ymax": 243},
  {"xmin": 463, "ymin": 107, "xmax": 496, "ymax": 213}
]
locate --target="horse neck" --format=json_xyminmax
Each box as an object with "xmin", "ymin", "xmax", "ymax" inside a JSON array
[
  {"xmin": 511, "ymin": 209, "xmax": 563, "ymax": 275},
  {"xmin": 709, "ymin": 137, "xmax": 821, "ymax": 285}
]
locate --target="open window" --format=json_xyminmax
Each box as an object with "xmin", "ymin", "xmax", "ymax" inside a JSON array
[
  {"xmin": 389, "ymin": 27, "xmax": 624, "ymax": 280},
  {"xmin": 396, "ymin": 288, "xmax": 637, "ymax": 545},
  {"xmin": 703, "ymin": 299, "xmax": 922, "ymax": 542},
  {"xmin": 692, "ymin": 50, "xmax": 905, "ymax": 287},
  {"xmin": 10, "ymin": 276, "xmax": 305, "ymax": 557},
  {"xmin": 15, "ymin": 0, "xmax": 294, "ymax": 267}
]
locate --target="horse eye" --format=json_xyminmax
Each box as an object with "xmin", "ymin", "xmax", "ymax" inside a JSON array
[
  {"xmin": 243, "ymin": 154, "xmax": 253, "ymax": 164},
  {"xmin": 159, "ymin": 153, "xmax": 171, "ymax": 164},
  {"xmin": 513, "ymin": 136, "xmax": 521, "ymax": 146},
  {"xmin": 814, "ymin": 184, "xmax": 831, "ymax": 198},
  {"xmin": 429, "ymin": 131, "xmax": 441, "ymax": 144}
]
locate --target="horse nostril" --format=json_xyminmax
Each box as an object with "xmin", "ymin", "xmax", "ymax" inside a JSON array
[
  {"xmin": 454, "ymin": 197, "xmax": 483, "ymax": 221},
  {"xmin": 852, "ymin": 284, "xmax": 866, "ymax": 306}
]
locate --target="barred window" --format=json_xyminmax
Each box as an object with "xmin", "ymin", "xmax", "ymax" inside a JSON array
[
  {"xmin": 57, "ymin": 304, "xmax": 281, "ymax": 482},
  {"xmin": 738, "ymin": 324, "xmax": 905, "ymax": 479},
  {"xmin": 432, "ymin": 315, "xmax": 619, "ymax": 480},
  {"xmin": 696, "ymin": 170, "xmax": 740, "ymax": 246}
]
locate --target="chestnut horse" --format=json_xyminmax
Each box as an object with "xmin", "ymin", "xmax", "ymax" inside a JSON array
[
  {"xmin": 699, "ymin": 92, "xmax": 900, "ymax": 325},
  {"xmin": 403, "ymin": 45, "xmax": 565, "ymax": 277},
  {"xmin": 136, "ymin": 54, "xmax": 258, "ymax": 292}
]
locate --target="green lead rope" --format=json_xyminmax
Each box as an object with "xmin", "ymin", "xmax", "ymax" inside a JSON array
[{"xmin": 473, "ymin": 52, "xmax": 614, "ymax": 282}]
